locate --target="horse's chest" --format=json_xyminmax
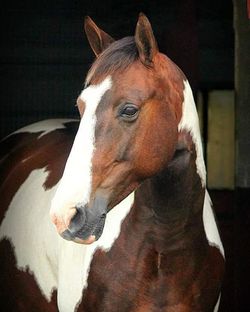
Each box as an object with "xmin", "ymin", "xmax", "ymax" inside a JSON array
[
  {"xmin": 79, "ymin": 263, "xmax": 178, "ymax": 312},
  {"xmin": 77, "ymin": 242, "xmax": 223, "ymax": 312},
  {"xmin": 77, "ymin": 247, "xmax": 168, "ymax": 312}
]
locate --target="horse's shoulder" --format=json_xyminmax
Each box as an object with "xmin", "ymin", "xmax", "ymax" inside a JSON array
[
  {"xmin": 0, "ymin": 119, "xmax": 79, "ymax": 307},
  {"xmin": 0, "ymin": 119, "xmax": 79, "ymax": 202}
]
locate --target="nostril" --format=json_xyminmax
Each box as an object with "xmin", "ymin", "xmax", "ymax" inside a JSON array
[
  {"xmin": 68, "ymin": 207, "xmax": 86, "ymax": 233},
  {"xmin": 64, "ymin": 208, "xmax": 78, "ymax": 228}
]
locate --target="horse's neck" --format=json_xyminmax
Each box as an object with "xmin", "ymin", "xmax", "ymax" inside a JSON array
[
  {"xmin": 136, "ymin": 144, "xmax": 204, "ymax": 246},
  {"xmin": 134, "ymin": 80, "xmax": 206, "ymax": 252}
]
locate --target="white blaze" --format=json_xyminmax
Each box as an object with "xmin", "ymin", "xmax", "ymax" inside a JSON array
[{"xmin": 50, "ymin": 77, "xmax": 112, "ymax": 218}]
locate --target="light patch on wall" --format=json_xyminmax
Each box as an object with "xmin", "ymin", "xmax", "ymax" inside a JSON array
[{"xmin": 207, "ymin": 90, "xmax": 235, "ymax": 189}]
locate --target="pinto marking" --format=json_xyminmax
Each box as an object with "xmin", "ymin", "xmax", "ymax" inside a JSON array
[
  {"xmin": 11, "ymin": 119, "xmax": 77, "ymax": 138},
  {"xmin": 50, "ymin": 77, "xmax": 112, "ymax": 225},
  {"xmin": 203, "ymin": 191, "xmax": 225, "ymax": 258},
  {"xmin": 0, "ymin": 165, "xmax": 134, "ymax": 311},
  {"xmin": 214, "ymin": 294, "xmax": 221, "ymax": 312},
  {"xmin": 178, "ymin": 81, "xmax": 224, "ymax": 258},
  {"xmin": 0, "ymin": 169, "xmax": 58, "ymax": 301},
  {"xmin": 178, "ymin": 80, "xmax": 206, "ymax": 187},
  {"xmin": 57, "ymin": 192, "xmax": 134, "ymax": 312}
]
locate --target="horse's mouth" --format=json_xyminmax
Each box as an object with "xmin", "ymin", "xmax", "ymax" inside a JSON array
[
  {"xmin": 61, "ymin": 213, "xmax": 106, "ymax": 244},
  {"xmin": 60, "ymin": 200, "xmax": 106, "ymax": 244}
]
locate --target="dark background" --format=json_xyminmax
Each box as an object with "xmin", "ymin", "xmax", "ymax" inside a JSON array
[
  {"xmin": 0, "ymin": 0, "xmax": 234, "ymax": 139},
  {"xmin": 1, "ymin": 1, "xmax": 249, "ymax": 312}
]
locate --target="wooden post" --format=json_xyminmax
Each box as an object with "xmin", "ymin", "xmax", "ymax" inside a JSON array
[
  {"xmin": 233, "ymin": 1, "xmax": 250, "ymax": 310},
  {"xmin": 234, "ymin": 0, "xmax": 250, "ymax": 187}
]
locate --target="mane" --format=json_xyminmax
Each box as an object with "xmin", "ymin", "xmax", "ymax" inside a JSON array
[{"xmin": 86, "ymin": 36, "xmax": 139, "ymax": 85}]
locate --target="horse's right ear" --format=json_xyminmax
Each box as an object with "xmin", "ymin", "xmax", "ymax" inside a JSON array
[{"xmin": 84, "ymin": 16, "xmax": 115, "ymax": 57}]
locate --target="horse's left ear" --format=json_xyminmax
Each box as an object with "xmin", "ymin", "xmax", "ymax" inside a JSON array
[
  {"xmin": 135, "ymin": 13, "xmax": 158, "ymax": 66},
  {"xmin": 84, "ymin": 16, "xmax": 115, "ymax": 57}
]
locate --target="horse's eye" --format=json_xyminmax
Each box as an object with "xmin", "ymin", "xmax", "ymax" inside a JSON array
[{"xmin": 119, "ymin": 104, "xmax": 139, "ymax": 122}]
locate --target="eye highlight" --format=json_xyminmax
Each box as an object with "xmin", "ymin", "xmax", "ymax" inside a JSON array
[{"xmin": 119, "ymin": 103, "xmax": 139, "ymax": 122}]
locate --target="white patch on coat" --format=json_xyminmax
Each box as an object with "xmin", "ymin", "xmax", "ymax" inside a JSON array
[
  {"xmin": 50, "ymin": 77, "xmax": 112, "ymax": 218},
  {"xmin": 0, "ymin": 167, "xmax": 134, "ymax": 312},
  {"xmin": 178, "ymin": 80, "xmax": 206, "ymax": 187},
  {"xmin": 203, "ymin": 190, "xmax": 225, "ymax": 257},
  {"xmin": 57, "ymin": 192, "xmax": 134, "ymax": 312},
  {"xmin": 178, "ymin": 81, "xmax": 224, "ymax": 258},
  {"xmin": 0, "ymin": 169, "xmax": 59, "ymax": 301},
  {"xmin": 213, "ymin": 294, "xmax": 221, "ymax": 312},
  {"xmin": 10, "ymin": 119, "xmax": 77, "ymax": 138}
]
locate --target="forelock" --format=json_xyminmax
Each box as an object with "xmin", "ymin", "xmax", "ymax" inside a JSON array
[{"xmin": 85, "ymin": 36, "xmax": 138, "ymax": 85}]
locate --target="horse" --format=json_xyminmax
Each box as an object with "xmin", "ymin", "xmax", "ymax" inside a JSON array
[{"xmin": 0, "ymin": 14, "xmax": 224, "ymax": 312}]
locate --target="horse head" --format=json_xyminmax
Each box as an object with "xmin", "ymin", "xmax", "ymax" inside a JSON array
[{"xmin": 50, "ymin": 14, "xmax": 193, "ymax": 244}]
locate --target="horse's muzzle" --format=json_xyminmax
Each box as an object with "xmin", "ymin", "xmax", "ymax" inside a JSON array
[{"xmin": 55, "ymin": 195, "xmax": 108, "ymax": 244}]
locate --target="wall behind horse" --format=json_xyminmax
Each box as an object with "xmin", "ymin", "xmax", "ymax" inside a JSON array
[
  {"xmin": 0, "ymin": 0, "xmax": 233, "ymax": 139},
  {"xmin": 0, "ymin": 2, "xmax": 89, "ymax": 138}
]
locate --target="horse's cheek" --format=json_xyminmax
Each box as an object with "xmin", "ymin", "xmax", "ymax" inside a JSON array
[
  {"xmin": 133, "ymin": 142, "xmax": 167, "ymax": 178},
  {"xmin": 133, "ymin": 121, "xmax": 177, "ymax": 178}
]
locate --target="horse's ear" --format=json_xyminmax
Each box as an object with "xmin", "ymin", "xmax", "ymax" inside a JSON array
[
  {"xmin": 135, "ymin": 13, "xmax": 158, "ymax": 66},
  {"xmin": 84, "ymin": 16, "xmax": 115, "ymax": 57}
]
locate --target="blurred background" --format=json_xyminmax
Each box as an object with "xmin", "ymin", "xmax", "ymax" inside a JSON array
[{"xmin": 0, "ymin": 1, "xmax": 249, "ymax": 311}]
